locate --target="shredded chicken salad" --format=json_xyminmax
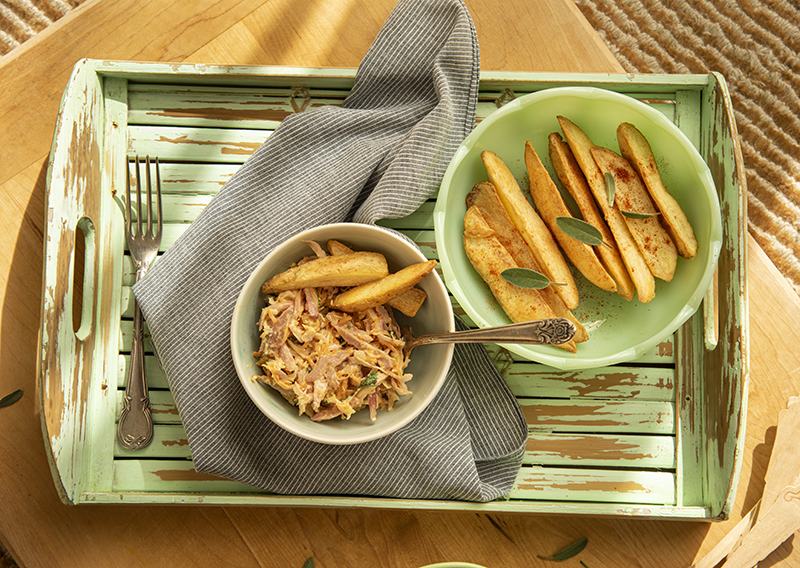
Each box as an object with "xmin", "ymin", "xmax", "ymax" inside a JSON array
[{"xmin": 253, "ymin": 255, "xmax": 413, "ymax": 422}]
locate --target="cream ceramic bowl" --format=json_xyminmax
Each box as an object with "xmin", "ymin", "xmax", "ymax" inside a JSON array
[
  {"xmin": 231, "ymin": 222, "xmax": 455, "ymax": 445},
  {"xmin": 434, "ymin": 86, "xmax": 722, "ymax": 370}
]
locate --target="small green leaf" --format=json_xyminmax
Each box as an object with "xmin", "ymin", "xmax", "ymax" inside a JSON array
[
  {"xmin": 604, "ymin": 172, "xmax": 616, "ymax": 208},
  {"xmin": 302, "ymin": 558, "xmax": 314, "ymax": 568},
  {"xmin": 537, "ymin": 537, "xmax": 588, "ymax": 561},
  {"xmin": 361, "ymin": 371, "xmax": 379, "ymax": 387},
  {"xmin": 580, "ymin": 562, "xmax": 590, "ymax": 568},
  {"xmin": 500, "ymin": 267, "xmax": 551, "ymax": 290},
  {"xmin": 556, "ymin": 216, "xmax": 605, "ymax": 247},
  {"xmin": 621, "ymin": 210, "xmax": 661, "ymax": 219},
  {"xmin": 0, "ymin": 389, "xmax": 23, "ymax": 409}
]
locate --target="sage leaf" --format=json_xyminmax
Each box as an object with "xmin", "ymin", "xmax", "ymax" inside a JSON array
[
  {"xmin": 537, "ymin": 537, "xmax": 588, "ymax": 561},
  {"xmin": 621, "ymin": 210, "xmax": 661, "ymax": 219},
  {"xmin": 0, "ymin": 389, "xmax": 23, "ymax": 409},
  {"xmin": 500, "ymin": 267, "xmax": 551, "ymax": 289},
  {"xmin": 556, "ymin": 216, "xmax": 604, "ymax": 247},
  {"xmin": 604, "ymin": 171, "xmax": 615, "ymax": 208},
  {"xmin": 302, "ymin": 558, "xmax": 314, "ymax": 568}
]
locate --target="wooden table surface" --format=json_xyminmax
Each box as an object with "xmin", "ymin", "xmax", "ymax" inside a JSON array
[{"xmin": 1, "ymin": 0, "xmax": 799, "ymax": 566}]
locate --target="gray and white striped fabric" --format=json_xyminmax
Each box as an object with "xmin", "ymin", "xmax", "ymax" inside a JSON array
[{"xmin": 134, "ymin": 0, "xmax": 528, "ymax": 502}]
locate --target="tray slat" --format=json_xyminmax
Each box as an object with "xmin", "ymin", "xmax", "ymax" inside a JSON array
[
  {"xmin": 114, "ymin": 428, "xmax": 676, "ymax": 470},
  {"xmin": 512, "ymin": 467, "xmax": 676, "ymax": 505},
  {"xmin": 524, "ymin": 433, "xmax": 676, "ymax": 469}
]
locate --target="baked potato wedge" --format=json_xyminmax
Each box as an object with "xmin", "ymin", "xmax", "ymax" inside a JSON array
[
  {"xmin": 329, "ymin": 260, "xmax": 437, "ymax": 313},
  {"xmin": 327, "ymin": 239, "xmax": 355, "ymax": 256},
  {"xmin": 463, "ymin": 205, "xmax": 576, "ymax": 353},
  {"xmin": 466, "ymin": 182, "xmax": 588, "ymax": 343},
  {"xmin": 617, "ymin": 122, "xmax": 698, "ymax": 259},
  {"xmin": 557, "ymin": 116, "xmax": 655, "ymax": 303},
  {"xmin": 591, "ymin": 146, "xmax": 678, "ymax": 282},
  {"xmin": 326, "ymin": 239, "xmax": 428, "ymax": 317},
  {"xmin": 548, "ymin": 132, "xmax": 636, "ymax": 301},
  {"xmin": 524, "ymin": 140, "xmax": 616, "ymax": 293},
  {"xmin": 262, "ymin": 251, "xmax": 388, "ymax": 294},
  {"xmin": 385, "ymin": 286, "xmax": 427, "ymax": 317},
  {"xmin": 481, "ymin": 150, "xmax": 579, "ymax": 310}
]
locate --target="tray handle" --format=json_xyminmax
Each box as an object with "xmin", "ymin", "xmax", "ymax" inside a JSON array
[
  {"xmin": 38, "ymin": 59, "xmax": 123, "ymax": 504},
  {"xmin": 701, "ymin": 71, "xmax": 750, "ymax": 520}
]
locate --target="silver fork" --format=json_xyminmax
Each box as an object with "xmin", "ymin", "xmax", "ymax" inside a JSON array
[{"xmin": 118, "ymin": 155, "xmax": 162, "ymax": 450}]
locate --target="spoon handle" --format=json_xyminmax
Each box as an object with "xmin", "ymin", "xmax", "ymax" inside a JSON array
[{"xmin": 412, "ymin": 318, "xmax": 576, "ymax": 348}]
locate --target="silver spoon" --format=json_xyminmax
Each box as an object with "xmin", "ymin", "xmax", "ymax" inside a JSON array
[{"xmin": 404, "ymin": 317, "xmax": 576, "ymax": 356}]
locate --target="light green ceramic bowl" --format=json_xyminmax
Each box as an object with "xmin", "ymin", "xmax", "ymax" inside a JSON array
[{"xmin": 434, "ymin": 86, "xmax": 722, "ymax": 370}]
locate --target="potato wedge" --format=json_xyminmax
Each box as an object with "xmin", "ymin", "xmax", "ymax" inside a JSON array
[
  {"xmin": 481, "ymin": 150, "xmax": 579, "ymax": 310},
  {"xmin": 525, "ymin": 141, "xmax": 616, "ymax": 293},
  {"xmin": 327, "ymin": 239, "xmax": 428, "ymax": 317},
  {"xmin": 466, "ymin": 182, "xmax": 539, "ymax": 270},
  {"xmin": 385, "ymin": 286, "xmax": 427, "ymax": 317},
  {"xmin": 262, "ymin": 251, "xmax": 388, "ymax": 294},
  {"xmin": 327, "ymin": 239, "xmax": 355, "ymax": 256},
  {"xmin": 591, "ymin": 146, "xmax": 678, "ymax": 282},
  {"xmin": 329, "ymin": 260, "xmax": 437, "ymax": 313},
  {"xmin": 466, "ymin": 182, "xmax": 588, "ymax": 343},
  {"xmin": 463, "ymin": 205, "xmax": 576, "ymax": 353},
  {"xmin": 617, "ymin": 122, "xmax": 698, "ymax": 259},
  {"xmin": 557, "ymin": 116, "xmax": 655, "ymax": 303},
  {"xmin": 548, "ymin": 132, "xmax": 636, "ymax": 301}
]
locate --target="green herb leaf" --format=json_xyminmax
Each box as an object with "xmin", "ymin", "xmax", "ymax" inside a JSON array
[
  {"xmin": 580, "ymin": 562, "xmax": 590, "ymax": 568},
  {"xmin": 0, "ymin": 389, "xmax": 23, "ymax": 409},
  {"xmin": 302, "ymin": 558, "xmax": 314, "ymax": 568},
  {"xmin": 604, "ymin": 172, "xmax": 616, "ymax": 208},
  {"xmin": 537, "ymin": 537, "xmax": 588, "ymax": 561},
  {"xmin": 361, "ymin": 371, "xmax": 379, "ymax": 388},
  {"xmin": 621, "ymin": 210, "xmax": 661, "ymax": 219},
  {"xmin": 500, "ymin": 267, "xmax": 551, "ymax": 290},
  {"xmin": 556, "ymin": 216, "xmax": 605, "ymax": 247}
]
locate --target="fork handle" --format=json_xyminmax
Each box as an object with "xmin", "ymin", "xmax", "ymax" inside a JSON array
[{"xmin": 117, "ymin": 296, "xmax": 154, "ymax": 450}]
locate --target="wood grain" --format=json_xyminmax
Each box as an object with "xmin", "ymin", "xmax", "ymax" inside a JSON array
[{"xmin": 1, "ymin": 0, "xmax": 798, "ymax": 566}]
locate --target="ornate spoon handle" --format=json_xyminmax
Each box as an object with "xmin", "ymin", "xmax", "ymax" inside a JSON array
[{"xmin": 407, "ymin": 318, "xmax": 576, "ymax": 353}]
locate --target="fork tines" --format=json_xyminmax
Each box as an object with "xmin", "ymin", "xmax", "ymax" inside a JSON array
[{"xmin": 125, "ymin": 155, "xmax": 163, "ymax": 238}]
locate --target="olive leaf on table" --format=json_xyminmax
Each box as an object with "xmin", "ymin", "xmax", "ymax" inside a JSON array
[
  {"xmin": 537, "ymin": 537, "xmax": 588, "ymax": 561},
  {"xmin": 0, "ymin": 389, "xmax": 23, "ymax": 409}
]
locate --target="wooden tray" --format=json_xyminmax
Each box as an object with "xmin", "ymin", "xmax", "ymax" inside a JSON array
[{"xmin": 38, "ymin": 60, "xmax": 748, "ymax": 519}]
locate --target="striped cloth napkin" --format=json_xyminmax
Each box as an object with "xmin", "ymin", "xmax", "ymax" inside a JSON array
[{"xmin": 134, "ymin": 0, "xmax": 528, "ymax": 502}]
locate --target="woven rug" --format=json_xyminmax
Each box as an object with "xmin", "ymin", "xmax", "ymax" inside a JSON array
[
  {"xmin": 0, "ymin": 0, "xmax": 84, "ymax": 55},
  {"xmin": 574, "ymin": 0, "xmax": 800, "ymax": 295}
]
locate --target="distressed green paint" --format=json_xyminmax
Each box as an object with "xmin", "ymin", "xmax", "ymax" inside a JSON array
[{"xmin": 41, "ymin": 61, "xmax": 747, "ymax": 520}]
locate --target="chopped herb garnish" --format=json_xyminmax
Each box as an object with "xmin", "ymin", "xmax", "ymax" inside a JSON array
[{"xmin": 361, "ymin": 371, "xmax": 379, "ymax": 387}]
